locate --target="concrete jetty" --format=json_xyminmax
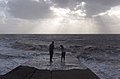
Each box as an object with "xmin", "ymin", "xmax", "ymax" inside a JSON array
[{"xmin": 0, "ymin": 52, "xmax": 100, "ymax": 79}]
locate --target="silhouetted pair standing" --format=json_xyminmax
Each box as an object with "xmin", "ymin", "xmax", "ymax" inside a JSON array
[{"xmin": 49, "ymin": 41, "xmax": 66, "ymax": 63}]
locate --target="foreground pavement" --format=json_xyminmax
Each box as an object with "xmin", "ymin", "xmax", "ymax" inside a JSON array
[{"xmin": 0, "ymin": 66, "xmax": 100, "ymax": 79}]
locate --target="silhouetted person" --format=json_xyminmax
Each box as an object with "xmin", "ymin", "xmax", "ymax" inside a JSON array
[
  {"xmin": 49, "ymin": 41, "xmax": 54, "ymax": 62},
  {"xmin": 60, "ymin": 45, "xmax": 66, "ymax": 62}
]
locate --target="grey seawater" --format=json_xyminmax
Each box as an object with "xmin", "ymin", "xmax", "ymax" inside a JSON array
[
  {"xmin": 0, "ymin": 34, "xmax": 120, "ymax": 79},
  {"xmin": 0, "ymin": 34, "xmax": 88, "ymax": 75}
]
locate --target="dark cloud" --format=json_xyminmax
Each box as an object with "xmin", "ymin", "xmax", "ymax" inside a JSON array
[
  {"xmin": 5, "ymin": 0, "xmax": 120, "ymax": 20},
  {"xmin": 51, "ymin": 0, "xmax": 120, "ymax": 17},
  {"xmin": 52, "ymin": 0, "xmax": 81, "ymax": 9},
  {"xmin": 8, "ymin": 0, "xmax": 53, "ymax": 20},
  {"xmin": 53, "ymin": 0, "xmax": 69, "ymax": 8},
  {"xmin": 85, "ymin": 0, "xmax": 120, "ymax": 6},
  {"xmin": 84, "ymin": 0, "xmax": 120, "ymax": 17}
]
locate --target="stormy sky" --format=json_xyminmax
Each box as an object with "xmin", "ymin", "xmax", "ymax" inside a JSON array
[{"xmin": 0, "ymin": 0, "xmax": 120, "ymax": 34}]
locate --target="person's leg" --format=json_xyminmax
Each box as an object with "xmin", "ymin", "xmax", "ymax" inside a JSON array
[
  {"xmin": 63, "ymin": 56, "xmax": 65, "ymax": 62},
  {"xmin": 50, "ymin": 52, "xmax": 53, "ymax": 62},
  {"xmin": 63, "ymin": 53, "xmax": 66, "ymax": 62},
  {"xmin": 51, "ymin": 53, "xmax": 53, "ymax": 61},
  {"xmin": 51, "ymin": 51, "xmax": 54, "ymax": 62},
  {"xmin": 61, "ymin": 56, "xmax": 62, "ymax": 62},
  {"xmin": 61, "ymin": 53, "xmax": 64, "ymax": 62}
]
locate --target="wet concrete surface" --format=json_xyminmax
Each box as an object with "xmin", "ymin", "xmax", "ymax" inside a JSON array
[
  {"xmin": 0, "ymin": 51, "xmax": 100, "ymax": 79},
  {"xmin": 22, "ymin": 51, "xmax": 87, "ymax": 70}
]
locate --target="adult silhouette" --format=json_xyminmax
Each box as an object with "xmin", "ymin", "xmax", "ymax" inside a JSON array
[
  {"xmin": 49, "ymin": 41, "xmax": 54, "ymax": 62},
  {"xmin": 60, "ymin": 45, "xmax": 66, "ymax": 62}
]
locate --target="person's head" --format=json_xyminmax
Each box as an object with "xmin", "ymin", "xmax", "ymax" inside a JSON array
[
  {"xmin": 52, "ymin": 41, "xmax": 54, "ymax": 44},
  {"xmin": 60, "ymin": 45, "xmax": 64, "ymax": 48}
]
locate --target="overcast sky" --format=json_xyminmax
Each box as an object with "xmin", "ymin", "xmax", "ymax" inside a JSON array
[{"xmin": 0, "ymin": 0, "xmax": 120, "ymax": 34}]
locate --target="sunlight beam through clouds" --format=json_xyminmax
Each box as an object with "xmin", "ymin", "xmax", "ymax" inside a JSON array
[
  {"xmin": 32, "ymin": 1, "xmax": 100, "ymax": 34},
  {"xmin": 31, "ymin": 1, "xmax": 90, "ymax": 34},
  {"xmin": 32, "ymin": 18, "xmax": 99, "ymax": 34},
  {"xmin": 12, "ymin": 1, "xmax": 120, "ymax": 34},
  {"xmin": 92, "ymin": 5, "xmax": 120, "ymax": 34},
  {"xmin": 0, "ymin": 0, "xmax": 120, "ymax": 34},
  {"xmin": 49, "ymin": 1, "xmax": 87, "ymax": 24}
]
